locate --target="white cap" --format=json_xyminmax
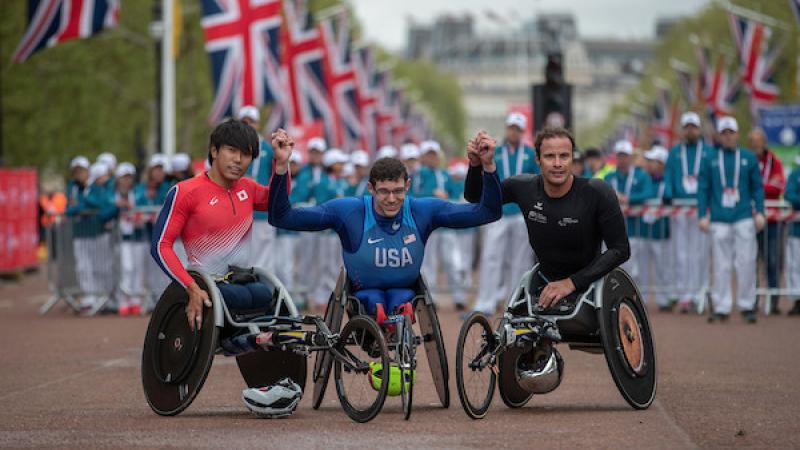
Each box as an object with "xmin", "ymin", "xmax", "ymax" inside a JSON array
[
  {"xmin": 97, "ymin": 152, "xmax": 117, "ymax": 170},
  {"xmin": 376, "ymin": 145, "xmax": 398, "ymax": 159},
  {"xmin": 614, "ymin": 140, "xmax": 634, "ymax": 155},
  {"xmin": 680, "ymin": 112, "xmax": 701, "ymax": 128},
  {"xmin": 171, "ymin": 153, "xmax": 191, "ymax": 172},
  {"xmin": 289, "ymin": 152, "xmax": 303, "ymax": 164},
  {"xmin": 350, "ymin": 150, "xmax": 370, "ymax": 167},
  {"xmin": 400, "ymin": 143, "xmax": 420, "ymax": 161},
  {"xmin": 644, "ymin": 146, "xmax": 669, "ymax": 164},
  {"xmin": 237, "ymin": 105, "xmax": 260, "ymax": 122},
  {"xmin": 448, "ymin": 162, "xmax": 469, "ymax": 178},
  {"xmin": 341, "ymin": 162, "xmax": 355, "ymax": 177},
  {"xmin": 115, "ymin": 162, "xmax": 136, "ymax": 178},
  {"xmin": 505, "ymin": 112, "xmax": 527, "ymax": 131},
  {"xmin": 148, "ymin": 153, "xmax": 171, "ymax": 172},
  {"xmin": 89, "ymin": 162, "xmax": 109, "ymax": 185},
  {"xmin": 308, "ymin": 137, "xmax": 327, "ymax": 152},
  {"xmin": 420, "ymin": 140, "xmax": 442, "ymax": 155},
  {"xmin": 70, "ymin": 156, "xmax": 90, "ymax": 170},
  {"xmin": 322, "ymin": 148, "xmax": 349, "ymax": 167},
  {"xmin": 717, "ymin": 116, "xmax": 739, "ymax": 133}
]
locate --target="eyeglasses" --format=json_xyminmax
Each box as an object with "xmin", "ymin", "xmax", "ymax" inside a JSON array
[{"xmin": 375, "ymin": 187, "xmax": 407, "ymax": 198}]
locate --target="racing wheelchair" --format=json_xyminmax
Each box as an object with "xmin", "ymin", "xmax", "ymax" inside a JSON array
[
  {"xmin": 455, "ymin": 264, "xmax": 656, "ymax": 419},
  {"xmin": 141, "ymin": 268, "xmax": 390, "ymax": 423},
  {"xmin": 311, "ymin": 269, "xmax": 449, "ymax": 420}
]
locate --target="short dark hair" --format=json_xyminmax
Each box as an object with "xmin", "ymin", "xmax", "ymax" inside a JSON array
[
  {"xmin": 207, "ymin": 119, "xmax": 260, "ymax": 166},
  {"xmin": 583, "ymin": 147, "xmax": 603, "ymax": 159},
  {"xmin": 534, "ymin": 127, "xmax": 576, "ymax": 157},
  {"xmin": 368, "ymin": 157, "xmax": 408, "ymax": 186}
]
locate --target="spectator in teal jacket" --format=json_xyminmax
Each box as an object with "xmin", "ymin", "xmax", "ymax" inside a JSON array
[{"xmin": 783, "ymin": 156, "xmax": 800, "ymax": 316}]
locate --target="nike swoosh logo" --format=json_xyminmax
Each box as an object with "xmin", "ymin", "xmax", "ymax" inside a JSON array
[{"xmin": 367, "ymin": 238, "xmax": 384, "ymax": 244}]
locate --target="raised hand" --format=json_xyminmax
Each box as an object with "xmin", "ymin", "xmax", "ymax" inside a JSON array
[
  {"xmin": 270, "ymin": 128, "xmax": 294, "ymax": 174},
  {"xmin": 466, "ymin": 135, "xmax": 481, "ymax": 167},
  {"xmin": 475, "ymin": 130, "xmax": 497, "ymax": 172}
]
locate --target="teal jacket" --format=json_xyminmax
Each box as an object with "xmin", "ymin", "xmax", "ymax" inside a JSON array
[
  {"xmin": 66, "ymin": 181, "xmax": 115, "ymax": 238},
  {"xmin": 494, "ymin": 143, "xmax": 539, "ymax": 215},
  {"xmin": 415, "ymin": 166, "xmax": 450, "ymax": 198},
  {"xmin": 785, "ymin": 168, "xmax": 800, "ymax": 238},
  {"xmin": 446, "ymin": 176, "xmax": 475, "ymax": 233},
  {"xmin": 344, "ymin": 177, "xmax": 369, "ymax": 198},
  {"xmin": 697, "ymin": 147, "xmax": 764, "ymax": 223},
  {"xmin": 295, "ymin": 165, "xmax": 323, "ymax": 204},
  {"xmin": 665, "ymin": 141, "xmax": 714, "ymax": 200},
  {"xmin": 638, "ymin": 176, "xmax": 670, "ymax": 240},
  {"xmin": 605, "ymin": 166, "xmax": 653, "ymax": 238},
  {"xmin": 246, "ymin": 139, "xmax": 274, "ymax": 220}
]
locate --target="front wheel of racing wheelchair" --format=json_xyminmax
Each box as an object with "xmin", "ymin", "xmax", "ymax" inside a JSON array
[
  {"xmin": 141, "ymin": 268, "xmax": 390, "ymax": 422},
  {"xmin": 312, "ymin": 269, "xmax": 450, "ymax": 420},
  {"xmin": 455, "ymin": 264, "xmax": 656, "ymax": 419}
]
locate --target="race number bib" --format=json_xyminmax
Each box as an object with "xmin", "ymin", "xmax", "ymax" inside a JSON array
[
  {"xmin": 682, "ymin": 176, "xmax": 698, "ymax": 194},
  {"xmin": 721, "ymin": 188, "xmax": 739, "ymax": 208}
]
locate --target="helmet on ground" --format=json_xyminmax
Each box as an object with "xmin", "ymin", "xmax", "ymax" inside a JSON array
[
  {"xmin": 516, "ymin": 345, "xmax": 564, "ymax": 394},
  {"xmin": 369, "ymin": 361, "xmax": 415, "ymax": 396}
]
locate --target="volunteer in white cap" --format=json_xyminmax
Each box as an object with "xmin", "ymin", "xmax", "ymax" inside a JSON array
[
  {"xmin": 170, "ymin": 153, "xmax": 193, "ymax": 182},
  {"xmin": 699, "ymin": 116, "xmax": 765, "ymax": 324},
  {"xmin": 136, "ymin": 154, "xmax": 174, "ymax": 305},
  {"xmin": 663, "ymin": 111, "xmax": 713, "ymax": 313},
  {"xmin": 471, "ymin": 113, "xmax": 540, "ymax": 316},
  {"xmin": 638, "ymin": 146, "xmax": 673, "ymax": 311},
  {"xmin": 418, "ymin": 140, "xmax": 454, "ymax": 293},
  {"xmin": 785, "ymin": 154, "xmax": 800, "ymax": 316},
  {"xmin": 346, "ymin": 150, "xmax": 370, "ymax": 197},
  {"xmin": 604, "ymin": 140, "xmax": 653, "ymax": 287},
  {"xmin": 113, "ymin": 162, "xmax": 146, "ymax": 316},
  {"xmin": 376, "ymin": 145, "xmax": 398, "ymax": 159},
  {"xmin": 295, "ymin": 136, "xmax": 328, "ymax": 307}
]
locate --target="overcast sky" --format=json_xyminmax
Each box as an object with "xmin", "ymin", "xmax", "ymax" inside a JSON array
[{"xmin": 350, "ymin": 0, "xmax": 712, "ymax": 51}]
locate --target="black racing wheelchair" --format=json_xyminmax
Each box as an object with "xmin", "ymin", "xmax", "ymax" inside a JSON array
[
  {"xmin": 311, "ymin": 269, "xmax": 449, "ymax": 420},
  {"xmin": 141, "ymin": 268, "xmax": 390, "ymax": 423},
  {"xmin": 455, "ymin": 264, "xmax": 656, "ymax": 419}
]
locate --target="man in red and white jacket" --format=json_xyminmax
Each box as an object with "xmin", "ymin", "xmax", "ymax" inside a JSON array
[{"xmin": 748, "ymin": 128, "xmax": 786, "ymax": 314}]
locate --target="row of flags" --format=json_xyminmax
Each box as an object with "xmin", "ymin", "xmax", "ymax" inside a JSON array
[
  {"xmin": 199, "ymin": 0, "xmax": 431, "ymax": 154},
  {"xmin": 642, "ymin": 5, "xmax": 796, "ymax": 149},
  {"xmin": 11, "ymin": 0, "xmax": 433, "ymax": 156}
]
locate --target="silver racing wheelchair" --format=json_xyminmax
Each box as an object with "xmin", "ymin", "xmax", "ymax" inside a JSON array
[
  {"xmin": 455, "ymin": 264, "xmax": 656, "ymax": 419},
  {"xmin": 141, "ymin": 268, "xmax": 390, "ymax": 423},
  {"xmin": 311, "ymin": 268, "xmax": 449, "ymax": 420}
]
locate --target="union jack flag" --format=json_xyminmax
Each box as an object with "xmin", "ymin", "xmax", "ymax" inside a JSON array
[
  {"xmin": 282, "ymin": 0, "xmax": 335, "ymax": 140},
  {"xmin": 728, "ymin": 13, "xmax": 779, "ymax": 113},
  {"xmin": 319, "ymin": 8, "xmax": 362, "ymax": 150},
  {"xmin": 373, "ymin": 68, "xmax": 396, "ymax": 148},
  {"xmin": 12, "ymin": 0, "xmax": 119, "ymax": 64},
  {"xmin": 200, "ymin": 0, "xmax": 284, "ymax": 124},
  {"xmin": 650, "ymin": 89, "xmax": 679, "ymax": 148},
  {"xmin": 352, "ymin": 45, "xmax": 379, "ymax": 153},
  {"xmin": 704, "ymin": 54, "xmax": 740, "ymax": 120}
]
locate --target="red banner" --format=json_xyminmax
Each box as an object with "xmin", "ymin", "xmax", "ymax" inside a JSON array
[{"xmin": 0, "ymin": 169, "xmax": 38, "ymax": 272}]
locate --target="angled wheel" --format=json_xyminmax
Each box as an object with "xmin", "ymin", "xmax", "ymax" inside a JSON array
[
  {"xmin": 598, "ymin": 268, "xmax": 657, "ymax": 410},
  {"xmin": 312, "ymin": 270, "xmax": 347, "ymax": 409},
  {"xmin": 414, "ymin": 296, "xmax": 449, "ymax": 408},
  {"xmin": 399, "ymin": 315, "xmax": 416, "ymax": 420},
  {"xmin": 455, "ymin": 312, "xmax": 497, "ymax": 419},
  {"xmin": 498, "ymin": 346, "xmax": 534, "ymax": 408},
  {"xmin": 333, "ymin": 315, "xmax": 389, "ymax": 423},
  {"xmin": 141, "ymin": 277, "xmax": 219, "ymax": 416}
]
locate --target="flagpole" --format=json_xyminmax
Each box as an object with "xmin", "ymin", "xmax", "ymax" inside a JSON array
[{"xmin": 161, "ymin": 0, "xmax": 176, "ymax": 157}]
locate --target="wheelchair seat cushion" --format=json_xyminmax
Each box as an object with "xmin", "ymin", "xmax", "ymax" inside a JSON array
[{"xmin": 216, "ymin": 281, "xmax": 275, "ymax": 312}]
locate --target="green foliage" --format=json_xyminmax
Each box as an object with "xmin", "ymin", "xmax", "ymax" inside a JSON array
[{"xmin": 580, "ymin": 0, "xmax": 800, "ymax": 149}]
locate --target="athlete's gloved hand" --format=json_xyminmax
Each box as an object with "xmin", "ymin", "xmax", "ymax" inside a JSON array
[
  {"xmin": 754, "ymin": 213, "xmax": 766, "ymax": 232},
  {"xmin": 538, "ymin": 278, "xmax": 576, "ymax": 309},
  {"xmin": 186, "ymin": 282, "xmax": 212, "ymax": 331},
  {"xmin": 270, "ymin": 128, "xmax": 295, "ymax": 175}
]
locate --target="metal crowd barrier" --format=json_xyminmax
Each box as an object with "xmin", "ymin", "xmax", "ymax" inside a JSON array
[
  {"xmin": 622, "ymin": 199, "xmax": 800, "ymax": 315},
  {"xmin": 40, "ymin": 206, "xmax": 168, "ymax": 316}
]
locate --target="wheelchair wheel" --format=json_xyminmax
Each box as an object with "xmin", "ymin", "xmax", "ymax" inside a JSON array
[
  {"xmin": 399, "ymin": 315, "xmax": 416, "ymax": 421},
  {"xmin": 498, "ymin": 347, "xmax": 534, "ymax": 408},
  {"xmin": 333, "ymin": 315, "xmax": 389, "ymax": 423},
  {"xmin": 141, "ymin": 280, "xmax": 219, "ymax": 416},
  {"xmin": 455, "ymin": 312, "xmax": 497, "ymax": 420},
  {"xmin": 414, "ymin": 298, "xmax": 449, "ymax": 408},
  {"xmin": 312, "ymin": 277, "xmax": 347, "ymax": 410},
  {"xmin": 598, "ymin": 268, "xmax": 657, "ymax": 410}
]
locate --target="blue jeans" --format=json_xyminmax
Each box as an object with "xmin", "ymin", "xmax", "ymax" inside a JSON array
[
  {"xmin": 757, "ymin": 222, "xmax": 783, "ymax": 289},
  {"xmin": 216, "ymin": 282, "xmax": 274, "ymax": 311},
  {"xmin": 354, "ymin": 289, "xmax": 415, "ymax": 316}
]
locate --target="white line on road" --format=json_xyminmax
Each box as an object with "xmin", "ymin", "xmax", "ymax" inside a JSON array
[{"xmin": 654, "ymin": 399, "xmax": 697, "ymax": 448}]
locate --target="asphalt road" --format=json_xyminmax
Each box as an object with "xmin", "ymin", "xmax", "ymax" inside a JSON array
[{"xmin": 1, "ymin": 270, "xmax": 798, "ymax": 449}]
